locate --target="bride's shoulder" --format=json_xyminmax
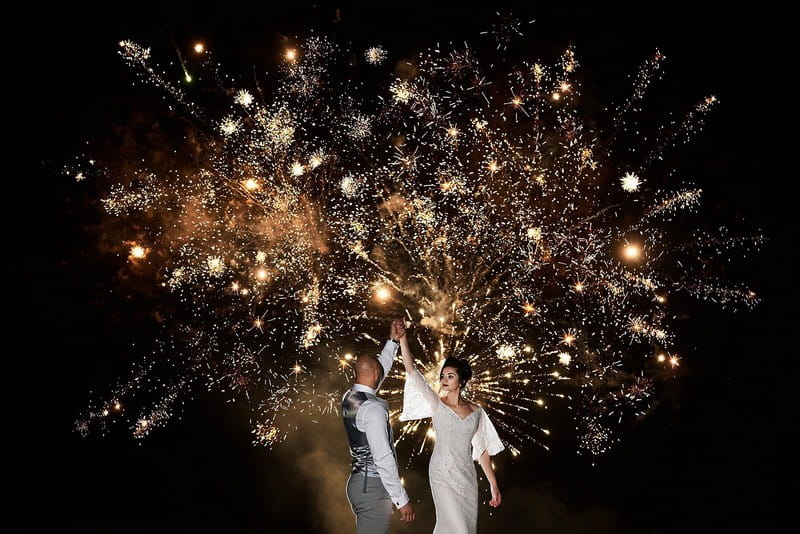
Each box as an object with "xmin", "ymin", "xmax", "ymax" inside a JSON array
[{"xmin": 469, "ymin": 402, "xmax": 481, "ymax": 412}]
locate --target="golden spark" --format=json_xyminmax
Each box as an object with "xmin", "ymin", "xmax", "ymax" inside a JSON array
[
  {"xmin": 365, "ymin": 46, "xmax": 388, "ymax": 65},
  {"xmin": 390, "ymin": 80, "xmax": 413, "ymax": 103},
  {"xmin": 496, "ymin": 345, "xmax": 517, "ymax": 360},
  {"xmin": 235, "ymin": 89, "xmax": 254, "ymax": 107},
  {"xmin": 527, "ymin": 227, "xmax": 542, "ymax": 241},
  {"xmin": 220, "ymin": 116, "xmax": 239, "ymax": 136},
  {"xmin": 621, "ymin": 172, "xmax": 642, "ymax": 192},
  {"xmin": 309, "ymin": 153, "xmax": 325, "ymax": 168},
  {"xmin": 207, "ymin": 256, "xmax": 225, "ymax": 277},
  {"xmin": 243, "ymin": 178, "xmax": 260, "ymax": 191},
  {"xmin": 623, "ymin": 243, "xmax": 642, "ymax": 261},
  {"xmin": 561, "ymin": 332, "xmax": 576, "ymax": 346}
]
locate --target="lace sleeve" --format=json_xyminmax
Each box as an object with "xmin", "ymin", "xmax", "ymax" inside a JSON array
[
  {"xmin": 399, "ymin": 369, "xmax": 439, "ymax": 421},
  {"xmin": 471, "ymin": 407, "xmax": 505, "ymax": 461}
]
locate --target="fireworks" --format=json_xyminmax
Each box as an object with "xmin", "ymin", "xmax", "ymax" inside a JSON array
[
  {"xmin": 365, "ymin": 46, "xmax": 388, "ymax": 65},
  {"xmin": 621, "ymin": 172, "xmax": 642, "ymax": 192},
  {"xmin": 129, "ymin": 244, "xmax": 146, "ymax": 260},
  {"xmin": 234, "ymin": 89, "xmax": 254, "ymax": 108},
  {"xmin": 73, "ymin": 19, "xmax": 763, "ymax": 458}
]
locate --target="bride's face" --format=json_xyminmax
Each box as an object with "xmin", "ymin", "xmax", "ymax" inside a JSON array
[{"xmin": 439, "ymin": 366, "xmax": 460, "ymax": 392}]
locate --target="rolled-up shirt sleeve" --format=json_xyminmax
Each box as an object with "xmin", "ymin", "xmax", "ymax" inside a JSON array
[{"xmin": 358, "ymin": 402, "xmax": 410, "ymax": 509}]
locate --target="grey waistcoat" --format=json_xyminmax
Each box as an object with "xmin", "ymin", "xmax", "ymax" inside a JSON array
[{"xmin": 342, "ymin": 388, "xmax": 396, "ymax": 492}]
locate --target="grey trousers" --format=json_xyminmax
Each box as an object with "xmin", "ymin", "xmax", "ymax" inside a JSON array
[{"xmin": 346, "ymin": 473, "xmax": 393, "ymax": 534}]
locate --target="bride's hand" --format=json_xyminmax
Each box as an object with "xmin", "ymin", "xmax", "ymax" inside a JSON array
[{"xmin": 489, "ymin": 484, "xmax": 502, "ymax": 507}]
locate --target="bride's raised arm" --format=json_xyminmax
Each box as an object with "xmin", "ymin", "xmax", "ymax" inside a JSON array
[
  {"xmin": 395, "ymin": 319, "xmax": 439, "ymax": 421},
  {"xmin": 395, "ymin": 319, "xmax": 417, "ymax": 374}
]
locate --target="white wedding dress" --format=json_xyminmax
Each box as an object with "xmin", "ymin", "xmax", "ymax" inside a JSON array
[{"xmin": 400, "ymin": 369, "xmax": 504, "ymax": 534}]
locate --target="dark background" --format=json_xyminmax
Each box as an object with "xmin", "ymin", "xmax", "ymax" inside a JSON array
[{"xmin": 9, "ymin": 2, "xmax": 793, "ymax": 532}]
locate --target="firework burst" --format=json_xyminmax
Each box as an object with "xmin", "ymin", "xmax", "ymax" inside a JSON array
[{"xmin": 73, "ymin": 20, "xmax": 763, "ymax": 458}]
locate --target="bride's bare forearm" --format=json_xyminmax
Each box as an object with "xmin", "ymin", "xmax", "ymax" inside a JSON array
[
  {"xmin": 398, "ymin": 336, "xmax": 416, "ymax": 373},
  {"xmin": 478, "ymin": 451, "xmax": 498, "ymax": 487}
]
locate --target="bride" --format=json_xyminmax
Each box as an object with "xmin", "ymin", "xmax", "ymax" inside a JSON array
[{"xmin": 395, "ymin": 319, "xmax": 504, "ymax": 533}]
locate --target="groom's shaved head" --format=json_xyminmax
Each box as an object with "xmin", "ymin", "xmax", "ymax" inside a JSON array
[
  {"xmin": 355, "ymin": 354, "xmax": 381, "ymax": 376},
  {"xmin": 355, "ymin": 354, "xmax": 384, "ymax": 388}
]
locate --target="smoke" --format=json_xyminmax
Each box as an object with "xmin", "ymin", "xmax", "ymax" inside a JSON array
[
  {"xmin": 292, "ymin": 420, "xmax": 356, "ymax": 534},
  {"xmin": 271, "ymin": 355, "xmax": 358, "ymax": 534}
]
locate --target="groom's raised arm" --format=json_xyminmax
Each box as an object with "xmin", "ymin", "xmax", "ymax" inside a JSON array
[
  {"xmin": 359, "ymin": 403, "xmax": 410, "ymax": 509},
  {"xmin": 376, "ymin": 340, "xmax": 399, "ymax": 388},
  {"xmin": 375, "ymin": 337, "xmax": 400, "ymax": 391}
]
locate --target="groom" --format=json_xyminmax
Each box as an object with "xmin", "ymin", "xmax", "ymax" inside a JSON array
[{"xmin": 343, "ymin": 321, "xmax": 415, "ymax": 532}]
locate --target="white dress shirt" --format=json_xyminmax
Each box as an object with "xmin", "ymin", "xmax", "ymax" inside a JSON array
[{"xmin": 352, "ymin": 340, "xmax": 409, "ymax": 508}]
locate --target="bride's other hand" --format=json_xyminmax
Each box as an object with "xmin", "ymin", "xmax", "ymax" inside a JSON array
[{"xmin": 489, "ymin": 484, "xmax": 502, "ymax": 507}]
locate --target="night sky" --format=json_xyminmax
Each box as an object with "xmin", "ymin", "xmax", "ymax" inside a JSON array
[{"xmin": 10, "ymin": 2, "xmax": 793, "ymax": 532}]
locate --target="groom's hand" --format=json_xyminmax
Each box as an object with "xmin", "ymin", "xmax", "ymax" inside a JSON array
[
  {"xmin": 398, "ymin": 503, "xmax": 415, "ymax": 522},
  {"xmin": 390, "ymin": 318, "xmax": 406, "ymax": 341}
]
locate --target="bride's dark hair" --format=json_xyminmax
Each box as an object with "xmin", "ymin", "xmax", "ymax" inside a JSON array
[{"xmin": 441, "ymin": 357, "xmax": 473, "ymax": 388}]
